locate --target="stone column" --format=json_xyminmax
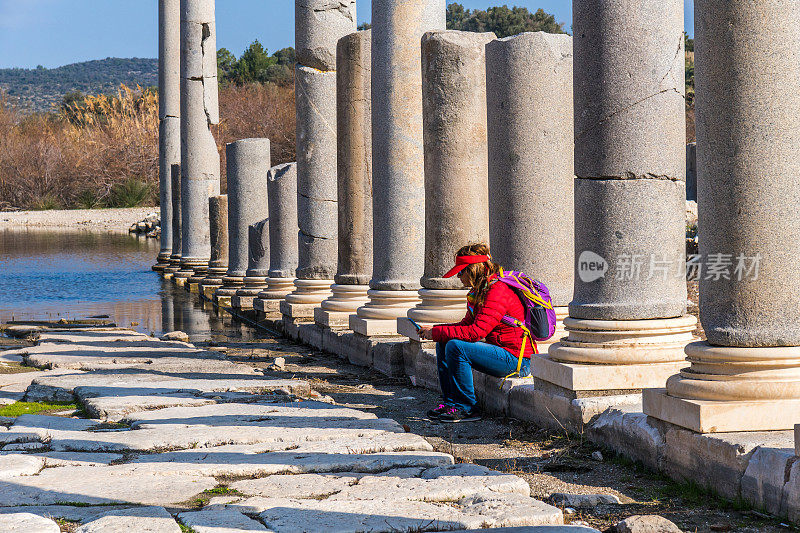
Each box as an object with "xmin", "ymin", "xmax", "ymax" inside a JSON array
[
  {"xmin": 315, "ymin": 30, "xmax": 373, "ymax": 329},
  {"xmin": 154, "ymin": 0, "xmax": 181, "ymax": 272},
  {"xmin": 173, "ymin": 0, "xmax": 221, "ymax": 287},
  {"xmin": 484, "ymin": 32, "xmax": 574, "ymax": 352},
  {"xmin": 644, "ymin": 1, "xmax": 800, "ymax": 432},
  {"xmin": 351, "ymin": 0, "xmax": 446, "ymax": 336},
  {"xmin": 282, "ymin": 0, "xmax": 357, "ymax": 319},
  {"xmin": 396, "ymin": 30, "xmax": 493, "ymax": 339},
  {"xmin": 200, "ymin": 194, "xmax": 228, "ymax": 300},
  {"xmin": 254, "ymin": 163, "xmax": 300, "ymax": 314},
  {"xmin": 232, "ymin": 219, "xmax": 270, "ymax": 311},
  {"xmin": 214, "ymin": 139, "xmax": 270, "ymax": 307},
  {"xmin": 163, "ymin": 164, "xmax": 183, "ymax": 279},
  {"xmin": 533, "ymin": 0, "xmax": 697, "ymax": 398}
]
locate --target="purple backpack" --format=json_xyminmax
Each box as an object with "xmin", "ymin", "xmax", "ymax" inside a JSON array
[{"xmin": 494, "ymin": 269, "xmax": 557, "ymax": 342}]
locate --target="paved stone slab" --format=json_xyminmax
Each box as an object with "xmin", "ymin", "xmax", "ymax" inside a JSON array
[
  {"xmin": 36, "ymin": 452, "xmax": 124, "ymax": 467},
  {"xmin": 0, "ymin": 505, "xmax": 138, "ymax": 522},
  {"xmin": 218, "ymin": 492, "xmax": 562, "ymax": 532},
  {"xmin": 0, "ymin": 454, "xmax": 44, "ymax": 478},
  {"xmin": 77, "ymin": 506, "xmax": 180, "ymax": 533},
  {"xmin": 330, "ymin": 464, "xmax": 529, "ymax": 502},
  {"xmin": 178, "ymin": 508, "xmax": 268, "ymax": 532},
  {"xmin": 0, "ymin": 463, "xmax": 217, "ymax": 507},
  {"xmin": 230, "ymin": 470, "xmax": 419, "ymax": 499},
  {"xmin": 0, "ymin": 512, "xmax": 60, "ymax": 533}
]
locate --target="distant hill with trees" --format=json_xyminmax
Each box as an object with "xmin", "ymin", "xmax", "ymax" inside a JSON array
[{"xmin": 0, "ymin": 58, "xmax": 157, "ymax": 113}]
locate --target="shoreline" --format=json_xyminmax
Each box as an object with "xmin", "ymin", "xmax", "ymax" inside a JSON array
[{"xmin": 0, "ymin": 207, "xmax": 156, "ymax": 233}]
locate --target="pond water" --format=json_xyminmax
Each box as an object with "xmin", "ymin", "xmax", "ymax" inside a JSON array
[{"xmin": 0, "ymin": 229, "xmax": 248, "ymax": 340}]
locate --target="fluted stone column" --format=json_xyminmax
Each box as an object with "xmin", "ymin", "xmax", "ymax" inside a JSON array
[
  {"xmin": 214, "ymin": 139, "xmax": 270, "ymax": 307},
  {"xmin": 351, "ymin": 0, "xmax": 446, "ymax": 336},
  {"xmin": 396, "ymin": 30, "xmax": 493, "ymax": 339},
  {"xmin": 200, "ymin": 194, "xmax": 228, "ymax": 300},
  {"xmin": 644, "ymin": 1, "xmax": 800, "ymax": 432},
  {"xmin": 316, "ymin": 30, "xmax": 373, "ymax": 329},
  {"xmin": 232, "ymin": 219, "xmax": 270, "ymax": 310},
  {"xmin": 484, "ymin": 32, "xmax": 574, "ymax": 353},
  {"xmin": 174, "ymin": 0, "xmax": 221, "ymax": 287},
  {"xmin": 254, "ymin": 163, "xmax": 300, "ymax": 314},
  {"xmin": 281, "ymin": 0, "xmax": 356, "ymax": 319},
  {"xmin": 163, "ymin": 164, "xmax": 183, "ymax": 279},
  {"xmin": 533, "ymin": 0, "xmax": 697, "ymax": 395},
  {"xmin": 154, "ymin": 0, "xmax": 181, "ymax": 272}
]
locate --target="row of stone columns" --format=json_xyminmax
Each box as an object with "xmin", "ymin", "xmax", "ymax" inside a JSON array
[{"xmin": 156, "ymin": 0, "xmax": 800, "ymax": 435}]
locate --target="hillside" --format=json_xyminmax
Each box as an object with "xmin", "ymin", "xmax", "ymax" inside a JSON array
[{"xmin": 0, "ymin": 57, "xmax": 158, "ymax": 113}]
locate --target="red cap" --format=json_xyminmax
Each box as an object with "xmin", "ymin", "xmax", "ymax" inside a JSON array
[{"xmin": 443, "ymin": 255, "xmax": 491, "ymax": 278}]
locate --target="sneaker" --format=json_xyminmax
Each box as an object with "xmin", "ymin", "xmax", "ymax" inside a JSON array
[
  {"xmin": 426, "ymin": 404, "xmax": 451, "ymax": 420},
  {"xmin": 438, "ymin": 407, "xmax": 481, "ymax": 423}
]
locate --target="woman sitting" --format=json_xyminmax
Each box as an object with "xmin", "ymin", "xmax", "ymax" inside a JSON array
[{"xmin": 419, "ymin": 243, "xmax": 534, "ymax": 423}]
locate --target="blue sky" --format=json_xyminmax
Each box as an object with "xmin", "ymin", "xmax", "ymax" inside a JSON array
[{"xmin": 0, "ymin": 0, "xmax": 695, "ymax": 69}]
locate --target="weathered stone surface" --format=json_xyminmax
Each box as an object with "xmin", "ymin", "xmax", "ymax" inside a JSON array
[
  {"xmin": 179, "ymin": 508, "xmax": 267, "ymax": 532},
  {"xmin": 0, "ymin": 505, "xmax": 138, "ymax": 522},
  {"xmin": 168, "ymin": 162, "xmax": 182, "ymax": 267},
  {"xmin": 335, "ymin": 30, "xmax": 372, "ymax": 286},
  {"xmin": 35, "ymin": 452, "xmax": 123, "ymax": 467},
  {"xmin": 295, "ymin": 0, "xmax": 357, "ymax": 72},
  {"xmin": 0, "ymin": 513, "xmax": 60, "ymax": 533},
  {"xmin": 206, "ymin": 194, "xmax": 229, "ymax": 278},
  {"xmin": 295, "ymin": 65, "xmax": 338, "ymax": 280},
  {"xmin": 695, "ymin": 1, "xmax": 800, "ymax": 346},
  {"xmin": 0, "ymin": 463, "xmax": 217, "ymax": 507},
  {"xmin": 266, "ymin": 163, "xmax": 299, "ymax": 279},
  {"xmin": 179, "ymin": 0, "xmax": 221, "ymax": 271},
  {"xmin": 486, "ymin": 32, "xmax": 574, "ymax": 306},
  {"xmin": 0, "ymin": 454, "xmax": 44, "ymax": 478},
  {"xmin": 613, "ymin": 514, "xmax": 682, "ymax": 533},
  {"xmin": 225, "ymin": 139, "xmax": 271, "ymax": 279},
  {"xmin": 587, "ymin": 409, "xmax": 664, "ymax": 470},
  {"xmin": 245, "ymin": 219, "xmax": 270, "ymax": 279},
  {"xmin": 76, "ymin": 506, "xmax": 180, "ymax": 533},
  {"xmin": 573, "ymin": 0, "xmax": 684, "ymax": 181},
  {"xmin": 157, "ymin": 0, "xmax": 181, "ymax": 264},
  {"xmin": 161, "ymin": 330, "xmax": 190, "ymax": 342},
  {"xmin": 570, "ymin": 178, "xmax": 687, "ymax": 320},
  {"xmin": 685, "ymin": 142, "xmax": 696, "ymax": 201},
  {"xmin": 368, "ymin": 0, "xmax": 445, "ymax": 292},
  {"xmin": 550, "ymin": 493, "xmax": 620, "ymax": 508},
  {"xmin": 740, "ymin": 446, "xmax": 795, "ymax": 515},
  {"xmin": 419, "ymin": 30, "xmax": 493, "ymax": 292}
]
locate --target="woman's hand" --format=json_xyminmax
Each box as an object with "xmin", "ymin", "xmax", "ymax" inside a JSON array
[{"xmin": 418, "ymin": 326, "xmax": 433, "ymax": 340}]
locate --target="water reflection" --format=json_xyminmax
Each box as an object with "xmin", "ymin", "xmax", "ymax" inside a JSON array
[{"xmin": 0, "ymin": 229, "xmax": 252, "ymax": 341}]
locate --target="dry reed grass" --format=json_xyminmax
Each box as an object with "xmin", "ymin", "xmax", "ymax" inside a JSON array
[{"xmin": 0, "ymin": 82, "xmax": 295, "ymax": 210}]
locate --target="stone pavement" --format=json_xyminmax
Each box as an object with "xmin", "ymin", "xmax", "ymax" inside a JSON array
[{"xmin": 0, "ymin": 328, "xmax": 592, "ymax": 532}]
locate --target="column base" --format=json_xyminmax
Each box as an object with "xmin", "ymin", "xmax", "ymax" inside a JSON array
[
  {"xmin": 201, "ymin": 284, "xmax": 220, "ymax": 300},
  {"xmin": 152, "ymin": 251, "xmax": 172, "ymax": 271},
  {"xmin": 214, "ymin": 276, "xmax": 244, "ymax": 307},
  {"xmin": 254, "ymin": 297, "xmax": 282, "ymax": 315},
  {"xmin": 397, "ymin": 288, "xmax": 469, "ymax": 341},
  {"xmin": 315, "ymin": 284, "xmax": 370, "ymax": 328},
  {"xmin": 534, "ymin": 355, "xmax": 687, "ymax": 392},
  {"xmin": 351, "ymin": 290, "xmax": 421, "ymax": 336},
  {"xmin": 535, "ymin": 315, "xmax": 698, "ymax": 392},
  {"xmin": 232, "ymin": 276, "xmax": 268, "ymax": 310},
  {"xmin": 280, "ymin": 279, "xmax": 333, "ymax": 318},
  {"xmin": 643, "ymin": 341, "xmax": 800, "ymax": 432},
  {"xmin": 643, "ymin": 388, "xmax": 800, "ymax": 433}
]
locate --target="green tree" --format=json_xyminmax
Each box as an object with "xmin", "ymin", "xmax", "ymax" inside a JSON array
[
  {"xmin": 357, "ymin": 22, "xmax": 371, "ymax": 30},
  {"xmin": 446, "ymin": 4, "xmax": 566, "ymax": 37},
  {"xmin": 684, "ymin": 32, "xmax": 694, "ymax": 52},
  {"xmin": 217, "ymin": 48, "xmax": 237, "ymax": 81}
]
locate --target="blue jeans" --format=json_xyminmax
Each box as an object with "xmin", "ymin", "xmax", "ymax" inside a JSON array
[{"xmin": 435, "ymin": 339, "xmax": 531, "ymax": 412}]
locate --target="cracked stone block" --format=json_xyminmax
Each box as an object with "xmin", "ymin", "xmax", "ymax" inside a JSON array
[
  {"xmin": 586, "ymin": 408, "xmax": 665, "ymax": 470},
  {"xmin": 0, "ymin": 513, "xmax": 60, "ymax": 533},
  {"xmin": 178, "ymin": 508, "xmax": 268, "ymax": 532},
  {"xmin": 296, "ymin": 64, "xmax": 338, "ymax": 280},
  {"xmin": 741, "ymin": 446, "xmax": 795, "ymax": 515},
  {"xmin": 76, "ymin": 506, "xmax": 181, "ymax": 533},
  {"xmin": 296, "ymin": 0, "xmax": 357, "ymax": 71}
]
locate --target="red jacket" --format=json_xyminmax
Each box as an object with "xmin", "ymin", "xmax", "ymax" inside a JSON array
[{"xmin": 431, "ymin": 280, "xmax": 536, "ymax": 358}]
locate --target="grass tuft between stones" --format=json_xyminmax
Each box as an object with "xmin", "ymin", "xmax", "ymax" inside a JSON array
[{"xmin": 0, "ymin": 401, "xmax": 79, "ymax": 418}]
